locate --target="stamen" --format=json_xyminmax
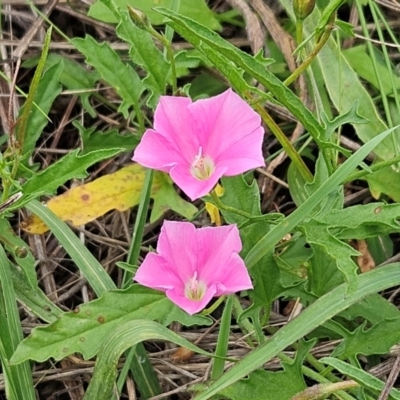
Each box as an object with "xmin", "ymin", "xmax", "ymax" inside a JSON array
[
  {"xmin": 191, "ymin": 147, "xmax": 215, "ymax": 180},
  {"xmin": 184, "ymin": 272, "xmax": 207, "ymax": 301}
]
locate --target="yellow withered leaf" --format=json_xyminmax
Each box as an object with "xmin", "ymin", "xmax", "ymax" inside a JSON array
[
  {"xmin": 22, "ymin": 164, "xmax": 197, "ymax": 234},
  {"xmin": 205, "ymin": 184, "xmax": 224, "ymax": 226}
]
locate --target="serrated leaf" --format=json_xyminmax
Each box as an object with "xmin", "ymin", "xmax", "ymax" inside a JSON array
[
  {"xmin": 278, "ymin": 0, "xmax": 394, "ymax": 160},
  {"xmin": 318, "ymin": 203, "xmax": 400, "ymax": 239},
  {"xmin": 10, "ymin": 148, "xmax": 122, "ymax": 213},
  {"xmin": 46, "ymin": 54, "xmax": 100, "ymax": 117},
  {"xmin": 11, "ymin": 285, "xmax": 211, "ymax": 364},
  {"xmin": 300, "ymin": 219, "xmax": 359, "ymax": 293},
  {"xmin": 72, "ymin": 35, "xmax": 144, "ymax": 118},
  {"xmin": 193, "ymin": 264, "xmax": 400, "ymax": 400},
  {"xmin": 74, "ymin": 121, "xmax": 139, "ymax": 154},
  {"xmin": 288, "ymin": 154, "xmax": 344, "ymax": 210},
  {"xmin": 332, "ymin": 318, "xmax": 400, "ymax": 360},
  {"xmin": 19, "ymin": 61, "xmax": 62, "ymax": 160},
  {"xmin": 88, "ymin": 0, "xmax": 221, "ymax": 30},
  {"xmin": 156, "ymin": 7, "xmax": 325, "ymax": 145},
  {"xmin": 219, "ymin": 175, "xmax": 261, "ymax": 225},
  {"xmin": 21, "ymin": 164, "xmax": 197, "ymax": 234},
  {"xmin": 220, "ymin": 340, "xmax": 313, "ymax": 400},
  {"xmin": 115, "ymin": 11, "xmax": 169, "ymax": 105}
]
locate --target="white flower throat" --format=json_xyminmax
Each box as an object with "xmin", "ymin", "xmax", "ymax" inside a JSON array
[
  {"xmin": 190, "ymin": 147, "xmax": 215, "ymax": 180},
  {"xmin": 184, "ymin": 271, "xmax": 207, "ymax": 301}
]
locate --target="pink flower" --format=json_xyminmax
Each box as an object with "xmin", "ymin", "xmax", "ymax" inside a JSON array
[
  {"xmin": 134, "ymin": 221, "xmax": 253, "ymax": 315},
  {"xmin": 132, "ymin": 89, "xmax": 265, "ymax": 200}
]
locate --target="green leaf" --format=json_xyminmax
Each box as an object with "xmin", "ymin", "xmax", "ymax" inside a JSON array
[
  {"xmin": 219, "ymin": 340, "xmax": 313, "ymax": 400},
  {"xmin": 0, "ymin": 218, "xmax": 37, "ymax": 289},
  {"xmin": 84, "ymin": 319, "xmax": 213, "ymax": 400},
  {"xmin": 193, "ymin": 263, "xmax": 400, "ymax": 400},
  {"xmin": 245, "ymin": 127, "xmax": 397, "ymax": 270},
  {"xmin": 151, "ymin": 171, "xmax": 198, "ymax": 222},
  {"xmin": 11, "ymin": 149, "xmax": 122, "ymax": 212},
  {"xmin": 332, "ymin": 318, "xmax": 400, "ymax": 360},
  {"xmin": 72, "ymin": 35, "xmax": 145, "ymax": 118},
  {"xmin": 366, "ymin": 165, "xmax": 400, "ymax": 202},
  {"xmin": 321, "ymin": 357, "xmax": 400, "ymax": 399},
  {"xmin": 220, "ymin": 175, "xmax": 262, "ymax": 224},
  {"xmin": 155, "ymin": 7, "xmax": 325, "ymax": 144},
  {"xmin": 114, "ymin": 10, "xmax": 170, "ymax": 105},
  {"xmin": 0, "ymin": 245, "xmax": 36, "ymax": 400},
  {"xmin": 47, "ymin": 54, "xmax": 100, "ymax": 117},
  {"xmin": 318, "ymin": 203, "xmax": 400, "ymax": 239},
  {"xmin": 280, "ymin": 0, "xmax": 393, "ymax": 160},
  {"xmin": 307, "ymin": 246, "xmax": 345, "ymax": 296},
  {"xmin": 11, "ymin": 267, "xmax": 62, "ymax": 324},
  {"xmin": 88, "ymin": 0, "xmax": 221, "ymax": 31},
  {"xmin": 25, "ymin": 200, "xmax": 116, "ymax": 296},
  {"xmin": 11, "ymin": 285, "xmax": 210, "ymax": 364},
  {"xmin": 288, "ymin": 154, "xmax": 344, "ymax": 210},
  {"xmin": 344, "ymin": 45, "xmax": 400, "ymax": 96},
  {"xmin": 19, "ymin": 61, "xmax": 62, "ymax": 160},
  {"xmin": 74, "ymin": 121, "xmax": 139, "ymax": 154},
  {"xmin": 301, "ymin": 219, "xmax": 360, "ymax": 293}
]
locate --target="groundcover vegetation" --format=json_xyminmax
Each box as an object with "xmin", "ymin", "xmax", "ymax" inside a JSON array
[{"xmin": 1, "ymin": 0, "xmax": 400, "ymax": 399}]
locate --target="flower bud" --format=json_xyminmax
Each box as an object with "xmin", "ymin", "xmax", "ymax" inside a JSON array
[
  {"xmin": 293, "ymin": 0, "xmax": 315, "ymax": 20},
  {"xmin": 127, "ymin": 6, "xmax": 151, "ymax": 30}
]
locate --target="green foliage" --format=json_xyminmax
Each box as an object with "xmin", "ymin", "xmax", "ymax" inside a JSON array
[
  {"xmin": 18, "ymin": 62, "xmax": 62, "ymax": 161},
  {"xmin": 193, "ymin": 263, "xmax": 400, "ymax": 400},
  {"xmin": 11, "ymin": 285, "xmax": 210, "ymax": 364},
  {"xmin": 88, "ymin": 0, "xmax": 221, "ymax": 30},
  {"xmin": 74, "ymin": 121, "xmax": 139, "ymax": 154},
  {"xmin": 220, "ymin": 340, "xmax": 313, "ymax": 400},
  {"xmin": 9, "ymin": 149, "xmax": 122, "ymax": 212},
  {"xmin": 72, "ymin": 35, "xmax": 145, "ymax": 117}
]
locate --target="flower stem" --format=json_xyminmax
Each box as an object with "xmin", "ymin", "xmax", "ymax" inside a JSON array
[
  {"xmin": 252, "ymin": 103, "xmax": 313, "ymax": 183},
  {"xmin": 283, "ymin": 15, "xmax": 335, "ymax": 88},
  {"xmin": 146, "ymin": 25, "xmax": 178, "ymax": 94},
  {"xmin": 209, "ymin": 189, "xmax": 255, "ymax": 219},
  {"xmin": 201, "ymin": 295, "xmax": 226, "ymax": 316}
]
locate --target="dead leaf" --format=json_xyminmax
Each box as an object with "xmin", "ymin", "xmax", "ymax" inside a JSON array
[{"xmin": 22, "ymin": 164, "xmax": 197, "ymax": 234}]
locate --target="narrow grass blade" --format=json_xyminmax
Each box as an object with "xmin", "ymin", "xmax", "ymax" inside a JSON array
[
  {"xmin": 0, "ymin": 244, "xmax": 35, "ymax": 400},
  {"xmin": 245, "ymin": 127, "xmax": 397, "ymax": 269},
  {"xmin": 84, "ymin": 320, "xmax": 213, "ymax": 400},
  {"xmin": 25, "ymin": 200, "xmax": 115, "ymax": 295},
  {"xmin": 211, "ymin": 295, "xmax": 233, "ymax": 380},
  {"xmin": 321, "ymin": 357, "xmax": 400, "ymax": 399},
  {"xmin": 194, "ymin": 263, "xmax": 400, "ymax": 399}
]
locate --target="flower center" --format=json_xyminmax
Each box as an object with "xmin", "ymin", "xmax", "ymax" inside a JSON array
[
  {"xmin": 190, "ymin": 147, "xmax": 215, "ymax": 180},
  {"xmin": 184, "ymin": 272, "xmax": 207, "ymax": 301}
]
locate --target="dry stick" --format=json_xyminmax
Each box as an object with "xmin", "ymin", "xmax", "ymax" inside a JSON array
[
  {"xmin": 378, "ymin": 353, "xmax": 400, "ymax": 400},
  {"xmin": 225, "ymin": 0, "xmax": 265, "ymax": 54},
  {"xmin": 12, "ymin": 0, "xmax": 58, "ymax": 60}
]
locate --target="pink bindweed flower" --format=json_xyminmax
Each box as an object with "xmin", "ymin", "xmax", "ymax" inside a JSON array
[
  {"xmin": 134, "ymin": 221, "xmax": 253, "ymax": 315},
  {"xmin": 132, "ymin": 89, "xmax": 265, "ymax": 200}
]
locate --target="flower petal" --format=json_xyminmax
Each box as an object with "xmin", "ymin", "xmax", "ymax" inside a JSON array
[
  {"xmin": 169, "ymin": 164, "xmax": 227, "ymax": 201},
  {"xmin": 156, "ymin": 221, "xmax": 197, "ymax": 282},
  {"xmin": 166, "ymin": 284, "xmax": 217, "ymax": 315},
  {"xmin": 215, "ymin": 125, "xmax": 265, "ymax": 175},
  {"xmin": 153, "ymin": 96, "xmax": 199, "ymax": 162},
  {"xmin": 213, "ymin": 254, "xmax": 253, "ymax": 296},
  {"xmin": 132, "ymin": 129, "xmax": 183, "ymax": 172},
  {"xmin": 190, "ymin": 89, "xmax": 264, "ymax": 159},
  {"xmin": 134, "ymin": 253, "xmax": 183, "ymax": 291}
]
